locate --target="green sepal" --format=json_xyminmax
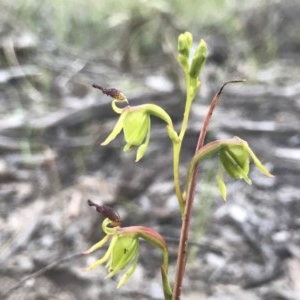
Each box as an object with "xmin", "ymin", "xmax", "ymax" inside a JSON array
[
  {"xmin": 217, "ymin": 161, "xmax": 227, "ymax": 201},
  {"xmin": 117, "ymin": 252, "xmax": 139, "ymax": 288},
  {"xmin": 83, "ymin": 234, "xmax": 111, "ymax": 255},
  {"xmin": 243, "ymin": 141, "xmax": 274, "ymax": 177},
  {"xmin": 101, "ymin": 111, "xmax": 127, "ymax": 146},
  {"xmin": 84, "ymin": 235, "xmax": 116, "ymax": 270}
]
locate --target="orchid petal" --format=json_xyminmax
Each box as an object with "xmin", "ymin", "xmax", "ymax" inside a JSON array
[
  {"xmin": 83, "ymin": 234, "xmax": 111, "ymax": 254},
  {"xmin": 135, "ymin": 118, "xmax": 151, "ymax": 162},
  {"xmin": 101, "ymin": 112, "xmax": 127, "ymax": 146},
  {"xmin": 106, "ymin": 237, "xmax": 138, "ymax": 278},
  {"xmin": 112, "ymin": 99, "xmax": 126, "ymax": 114},
  {"xmin": 244, "ymin": 142, "xmax": 274, "ymax": 177},
  {"xmin": 217, "ymin": 161, "xmax": 227, "ymax": 201},
  {"xmin": 117, "ymin": 251, "xmax": 139, "ymax": 288},
  {"xmin": 85, "ymin": 243, "xmax": 113, "ymax": 270}
]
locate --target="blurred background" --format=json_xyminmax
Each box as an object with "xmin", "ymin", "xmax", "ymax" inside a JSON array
[{"xmin": 1, "ymin": 0, "xmax": 300, "ymax": 299}]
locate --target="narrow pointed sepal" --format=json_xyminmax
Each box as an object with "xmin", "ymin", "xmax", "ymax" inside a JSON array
[
  {"xmin": 101, "ymin": 112, "xmax": 127, "ymax": 146},
  {"xmin": 217, "ymin": 162, "xmax": 227, "ymax": 201},
  {"xmin": 243, "ymin": 141, "xmax": 274, "ymax": 178}
]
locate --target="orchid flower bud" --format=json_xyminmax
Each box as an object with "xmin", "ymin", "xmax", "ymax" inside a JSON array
[
  {"xmin": 178, "ymin": 31, "xmax": 193, "ymax": 58},
  {"xmin": 189, "ymin": 39, "xmax": 207, "ymax": 79},
  {"xmin": 178, "ymin": 32, "xmax": 193, "ymax": 73}
]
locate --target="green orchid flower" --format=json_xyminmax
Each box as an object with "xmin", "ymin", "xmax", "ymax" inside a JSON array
[
  {"xmin": 84, "ymin": 222, "xmax": 140, "ymax": 288},
  {"xmin": 187, "ymin": 137, "xmax": 274, "ymax": 201},
  {"xmin": 93, "ymin": 85, "xmax": 179, "ymax": 162},
  {"xmin": 217, "ymin": 138, "xmax": 274, "ymax": 200},
  {"xmin": 84, "ymin": 201, "xmax": 172, "ymax": 298}
]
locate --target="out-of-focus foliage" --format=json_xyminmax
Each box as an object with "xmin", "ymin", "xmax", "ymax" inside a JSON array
[
  {"xmin": 1, "ymin": 0, "xmax": 299, "ymax": 73},
  {"xmin": 0, "ymin": 0, "xmax": 277, "ymax": 64}
]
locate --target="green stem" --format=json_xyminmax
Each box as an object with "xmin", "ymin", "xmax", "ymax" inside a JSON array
[
  {"xmin": 179, "ymin": 76, "xmax": 193, "ymax": 141},
  {"xmin": 172, "ymin": 75, "xmax": 198, "ymax": 213},
  {"xmin": 173, "ymin": 142, "xmax": 184, "ymax": 213},
  {"xmin": 161, "ymin": 250, "xmax": 172, "ymax": 300}
]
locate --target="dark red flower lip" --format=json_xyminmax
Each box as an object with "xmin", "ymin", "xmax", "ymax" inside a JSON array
[{"xmin": 87, "ymin": 199, "xmax": 121, "ymax": 227}]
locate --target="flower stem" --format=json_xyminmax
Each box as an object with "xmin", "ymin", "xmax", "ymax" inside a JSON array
[
  {"xmin": 173, "ymin": 142, "xmax": 184, "ymax": 213},
  {"xmin": 172, "ymin": 75, "xmax": 198, "ymax": 213}
]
